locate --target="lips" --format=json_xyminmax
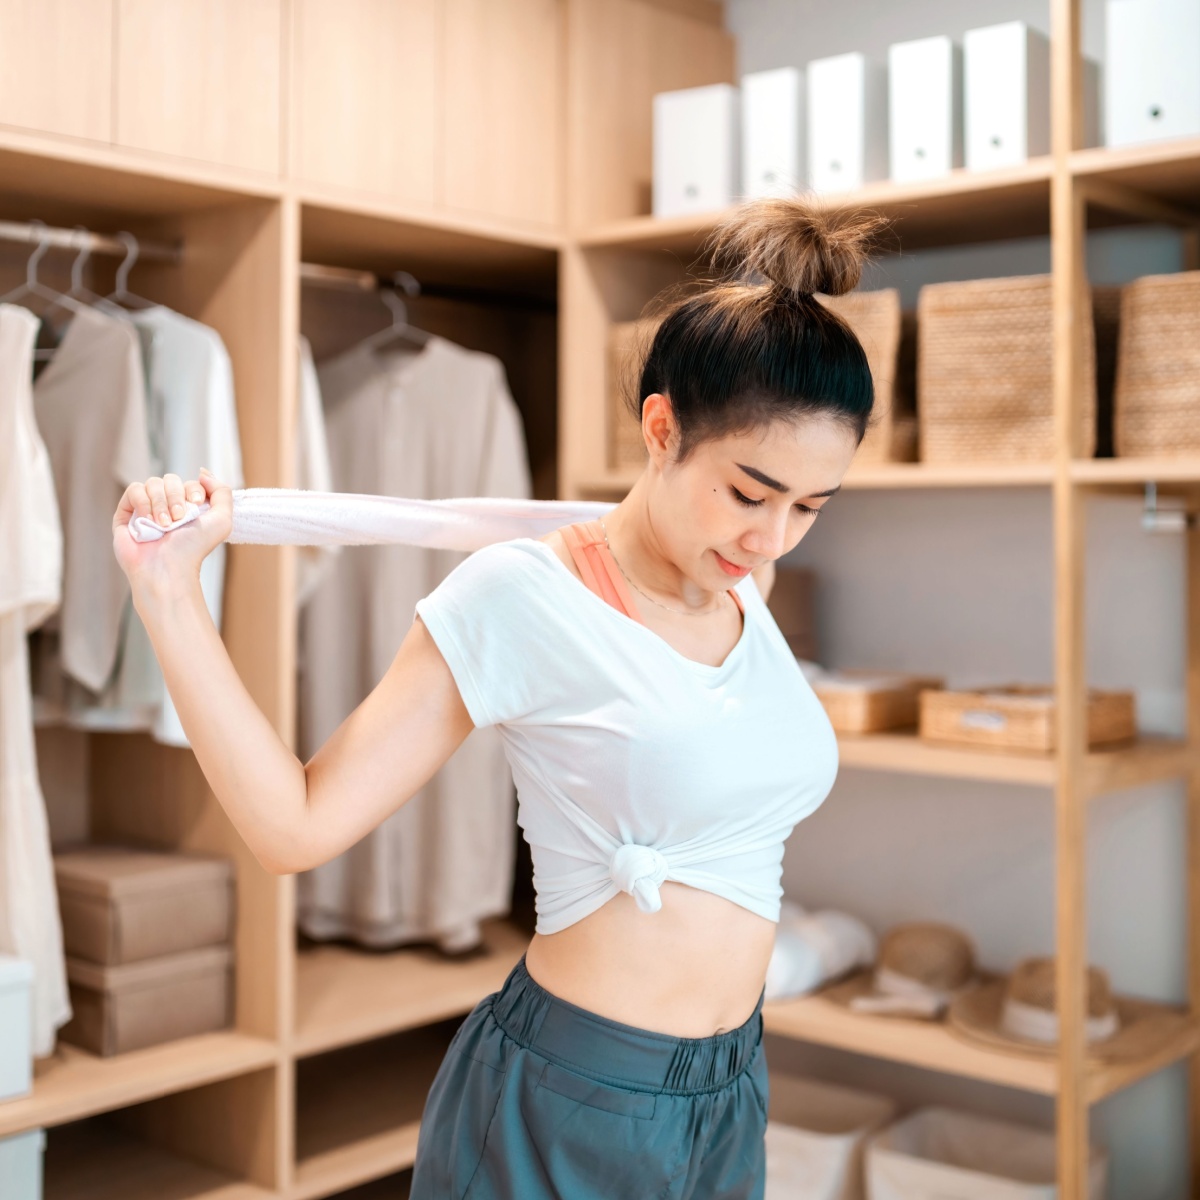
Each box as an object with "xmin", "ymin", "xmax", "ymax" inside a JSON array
[{"xmin": 714, "ymin": 551, "xmax": 752, "ymax": 578}]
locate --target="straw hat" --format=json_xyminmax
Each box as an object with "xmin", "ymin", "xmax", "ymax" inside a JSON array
[
  {"xmin": 948, "ymin": 957, "xmax": 1149, "ymax": 1061},
  {"xmin": 824, "ymin": 922, "xmax": 979, "ymax": 1019}
]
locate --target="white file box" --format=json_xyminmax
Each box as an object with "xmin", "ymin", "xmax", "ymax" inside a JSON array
[
  {"xmin": 742, "ymin": 67, "xmax": 804, "ymax": 199},
  {"xmin": 807, "ymin": 52, "xmax": 887, "ymax": 192},
  {"xmin": 1106, "ymin": 0, "xmax": 1200, "ymax": 147},
  {"xmin": 0, "ymin": 1129, "xmax": 45, "ymax": 1200},
  {"xmin": 0, "ymin": 956, "xmax": 34, "ymax": 1101},
  {"xmin": 867, "ymin": 1108, "xmax": 1107, "ymax": 1200},
  {"xmin": 653, "ymin": 83, "xmax": 739, "ymax": 217},
  {"xmin": 888, "ymin": 36, "xmax": 962, "ymax": 182},
  {"xmin": 963, "ymin": 22, "xmax": 1051, "ymax": 169},
  {"xmin": 765, "ymin": 1074, "xmax": 896, "ymax": 1200}
]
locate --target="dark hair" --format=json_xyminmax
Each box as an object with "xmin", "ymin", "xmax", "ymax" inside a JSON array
[{"xmin": 631, "ymin": 198, "xmax": 891, "ymax": 461}]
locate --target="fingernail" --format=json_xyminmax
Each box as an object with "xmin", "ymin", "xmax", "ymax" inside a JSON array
[
  {"xmin": 189, "ymin": 490, "xmax": 203, "ymax": 502},
  {"xmin": 158, "ymin": 510, "xmax": 169, "ymax": 525},
  {"xmin": 170, "ymin": 503, "xmax": 184, "ymax": 519}
]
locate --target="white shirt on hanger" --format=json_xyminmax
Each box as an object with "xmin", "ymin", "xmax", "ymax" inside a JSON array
[
  {"xmin": 297, "ymin": 334, "xmax": 531, "ymax": 951},
  {"xmin": 0, "ymin": 303, "xmax": 71, "ymax": 1056}
]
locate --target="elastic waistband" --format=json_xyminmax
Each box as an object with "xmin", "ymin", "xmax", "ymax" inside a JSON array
[{"xmin": 489, "ymin": 956, "xmax": 763, "ymax": 1096}]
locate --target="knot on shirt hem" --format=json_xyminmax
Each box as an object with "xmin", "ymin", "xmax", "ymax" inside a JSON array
[{"xmin": 609, "ymin": 843, "xmax": 668, "ymax": 914}]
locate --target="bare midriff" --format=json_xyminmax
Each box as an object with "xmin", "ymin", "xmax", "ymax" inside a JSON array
[{"xmin": 523, "ymin": 884, "xmax": 776, "ymax": 1038}]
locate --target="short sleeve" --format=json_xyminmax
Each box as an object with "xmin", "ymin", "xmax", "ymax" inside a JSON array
[{"xmin": 415, "ymin": 542, "xmax": 550, "ymax": 729}]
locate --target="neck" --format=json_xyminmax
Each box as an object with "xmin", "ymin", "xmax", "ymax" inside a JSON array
[{"xmin": 605, "ymin": 473, "xmax": 723, "ymax": 613}]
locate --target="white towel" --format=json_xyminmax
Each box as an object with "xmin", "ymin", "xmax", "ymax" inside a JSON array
[{"xmin": 127, "ymin": 487, "xmax": 614, "ymax": 551}]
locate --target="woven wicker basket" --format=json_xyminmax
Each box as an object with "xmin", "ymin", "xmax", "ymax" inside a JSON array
[
  {"xmin": 813, "ymin": 671, "xmax": 945, "ymax": 734},
  {"xmin": 606, "ymin": 319, "xmax": 658, "ymax": 470},
  {"xmin": 818, "ymin": 288, "xmax": 917, "ymax": 463},
  {"xmin": 918, "ymin": 685, "xmax": 1136, "ymax": 753},
  {"xmin": 1114, "ymin": 270, "xmax": 1200, "ymax": 458},
  {"xmin": 918, "ymin": 275, "xmax": 1098, "ymax": 463}
]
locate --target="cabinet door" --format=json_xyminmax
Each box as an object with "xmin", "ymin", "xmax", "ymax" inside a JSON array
[
  {"xmin": 115, "ymin": 0, "xmax": 282, "ymax": 174},
  {"xmin": 0, "ymin": 0, "xmax": 112, "ymax": 142},
  {"xmin": 292, "ymin": 0, "xmax": 438, "ymax": 205},
  {"xmin": 443, "ymin": 0, "xmax": 563, "ymax": 228}
]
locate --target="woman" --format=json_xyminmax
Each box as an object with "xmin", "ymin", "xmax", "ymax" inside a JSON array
[{"xmin": 113, "ymin": 197, "xmax": 884, "ymax": 1200}]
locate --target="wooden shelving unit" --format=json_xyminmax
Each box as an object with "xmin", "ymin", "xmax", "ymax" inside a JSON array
[
  {"xmin": 1, "ymin": 0, "xmax": 1198, "ymax": 1197},
  {"xmin": 294, "ymin": 919, "xmax": 529, "ymax": 1057}
]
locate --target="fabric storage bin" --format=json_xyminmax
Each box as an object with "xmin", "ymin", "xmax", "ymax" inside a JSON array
[
  {"xmin": 813, "ymin": 673, "xmax": 945, "ymax": 734},
  {"xmin": 1113, "ymin": 270, "xmax": 1200, "ymax": 457},
  {"xmin": 819, "ymin": 289, "xmax": 917, "ymax": 463},
  {"xmin": 606, "ymin": 320, "xmax": 658, "ymax": 471},
  {"xmin": 60, "ymin": 944, "xmax": 233, "ymax": 1056},
  {"xmin": 0, "ymin": 956, "xmax": 33, "ymax": 1101},
  {"xmin": 766, "ymin": 1073, "xmax": 896, "ymax": 1200},
  {"xmin": 54, "ymin": 844, "xmax": 234, "ymax": 965},
  {"xmin": 919, "ymin": 686, "xmax": 1136, "ymax": 753},
  {"xmin": 0, "ymin": 1128, "xmax": 45, "ymax": 1199},
  {"xmin": 866, "ymin": 1107, "xmax": 1107, "ymax": 1199},
  {"xmin": 917, "ymin": 275, "xmax": 1101, "ymax": 463}
]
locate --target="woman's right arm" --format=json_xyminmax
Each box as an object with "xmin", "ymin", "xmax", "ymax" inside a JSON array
[{"xmin": 115, "ymin": 470, "xmax": 474, "ymax": 876}]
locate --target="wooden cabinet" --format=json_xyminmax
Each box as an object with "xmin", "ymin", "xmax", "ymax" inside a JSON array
[
  {"xmin": 292, "ymin": 0, "xmax": 439, "ymax": 205},
  {"xmin": 114, "ymin": 0, "xmax": 282, "ymax": 174},
  {"xmin": 566, "ymin": 0, "xmax": 734, "ymax": 227},
  {"xmin": 0, "ymin": 0, "xmax": 113, "ymax": 142},
  {"xmin": 443, "ymin": 0, "xmax": 563, "ymax": 228}
]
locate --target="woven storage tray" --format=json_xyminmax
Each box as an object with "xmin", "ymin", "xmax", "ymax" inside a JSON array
[
  {"xmin": 919, "ymin": 685, "xmax": 1136, "ymax": 753},
  {"xmin": 813, "ymin": 671, "xmax": 945, "ymax": 734},
  {"xmin": 918, "ymin": 274, "xmax": 1098, "ymax": 463},
  {"xmin": 819, "ymin": 288, "xmax": 917, "ymax": 464},
  {"xmin": 1114, "ymin": 269, "xmax": 1200, "ymax": 457},
  {"xmin": 607, "ymin": 318, "xmax": 659, "ymax": 470}
]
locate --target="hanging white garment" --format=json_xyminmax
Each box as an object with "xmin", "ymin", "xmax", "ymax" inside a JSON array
[
  {"xmin": 295, "ymin": 337, "xmax": 340, "ymax": 607},
  {"xmin": 0, "ymin": 304, "xmax": 71, "ymax": 1056},
  {"xmin": 36, "ymin": 307, "xmax": 244, "ymax": 747},
  {"xmin": 297, "ymin": 336, "xmax": 534, "ymax": 951},
  {"xmin": 32, "ymin": 306, "xmax": 152, "ymax": 697}
]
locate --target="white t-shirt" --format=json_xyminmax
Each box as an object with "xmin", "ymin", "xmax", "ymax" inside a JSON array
[{"xmin": 415, "ymin": 538, "xmax": 840, "ymax": 934}]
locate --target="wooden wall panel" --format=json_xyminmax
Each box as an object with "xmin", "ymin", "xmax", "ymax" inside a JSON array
[
  {"xmin": 0, "ymin": 0, "xmax": 113, "ymax": 142},
  {"xmin": 443, "ymin": 0, "xmax": 563, "ymax": 228},
  {"xmin": 114, "ymin": 0, "xmax": 282, "ymax": 174},
  {"xmin": 292, "ymin": 0, "xmax": 439, "ymax": 204},
  {"xmin": 566, "ymin": 0, "xmax": 734, "ymax": 229}
]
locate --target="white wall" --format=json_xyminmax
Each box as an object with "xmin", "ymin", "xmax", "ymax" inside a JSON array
[{"xmin": 724, "ymin": 3, "xmax": 1193, "ymax": 1196}]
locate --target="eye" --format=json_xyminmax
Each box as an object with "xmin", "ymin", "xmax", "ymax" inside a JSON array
[{"xmin": 732, "ymin": 486, "xmax": 823, "ymax": 517}]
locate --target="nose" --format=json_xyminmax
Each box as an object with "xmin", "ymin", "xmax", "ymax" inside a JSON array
[{"xmin": 741, "ymin": 507, "xmax": 791, "ymax": 560}]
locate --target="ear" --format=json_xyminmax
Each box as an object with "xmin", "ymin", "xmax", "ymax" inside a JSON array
[{"xmin": 641, "ymin": 392, "xmax": 677, "ymax": 465}]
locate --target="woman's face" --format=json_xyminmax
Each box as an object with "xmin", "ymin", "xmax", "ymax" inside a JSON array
[{"xmin": 642, "ymin": 393, "xmax": 859, "ymax": 591}]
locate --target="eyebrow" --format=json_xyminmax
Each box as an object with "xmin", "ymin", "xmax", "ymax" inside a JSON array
[{"xmin": 735, "ymin": 462, "xmax": 842, "ymax": 499}]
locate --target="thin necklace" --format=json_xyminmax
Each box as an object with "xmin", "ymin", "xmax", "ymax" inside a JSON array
[{"xmin": 600, "ymin": 519, "xmax": 728, "ymax": 618}]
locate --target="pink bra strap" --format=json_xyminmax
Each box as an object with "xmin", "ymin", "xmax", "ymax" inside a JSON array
[
  {"xmin": 561, "ymin": 521, "xmax": 646, "ymax": 625},
  {"xmin": 560, "ymin": 521, "xmax": 745, "ymax": 621}
]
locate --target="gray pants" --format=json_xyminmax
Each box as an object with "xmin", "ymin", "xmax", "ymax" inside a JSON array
[{"xmin": 410, "ymin": 955, "xmax": 769, "ymax": 1200}]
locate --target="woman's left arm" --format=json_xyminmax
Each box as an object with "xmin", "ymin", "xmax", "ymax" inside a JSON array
[{"xmin": 751, "ymin": 561, "xmax": 775, "ymax": 603}]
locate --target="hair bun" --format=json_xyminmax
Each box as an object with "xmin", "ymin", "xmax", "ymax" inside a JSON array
[{"xmin": 705, "ymin": 197, "xmax": 891, "ymax": 298}]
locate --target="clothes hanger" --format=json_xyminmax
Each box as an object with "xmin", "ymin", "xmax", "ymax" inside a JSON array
[
  {"xmin": 0, "ymin": 221, "xmax": 91, "ymax": 360},
  {"xmin": 361, "ymin": 271, "xmax": 432, "ymax": 355},
  {"xmin": 104, "ymin": 231, "xmax": 157, "ymax": 311},
  {"xmin": 43, "ymin": 226, "xmax": 120, "ymax": 318}
]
